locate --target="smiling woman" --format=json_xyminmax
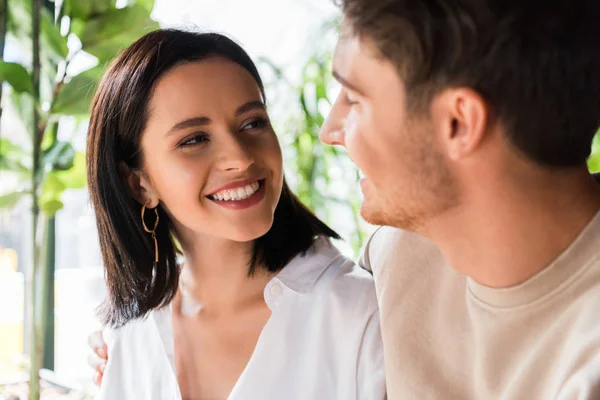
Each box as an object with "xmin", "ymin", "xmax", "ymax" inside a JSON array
[
  {"xmin": 87, "ymin": 30, "xmax": 339, "ymax": 325},
  {"xmin": 85, "ymin": 29, "xmax": 385, "ymax": 400}
]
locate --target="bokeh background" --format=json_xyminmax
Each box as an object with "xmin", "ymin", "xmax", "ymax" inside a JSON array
[{"xmin": 2, "ymin": 1, "xmax": 600, "ymax": 399}]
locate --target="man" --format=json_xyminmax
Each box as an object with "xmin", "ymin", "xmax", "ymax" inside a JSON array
[
  {"xmin": 90, "ymin": 0, "xmax": 600, "ymax": 398},
  {"xmin": 318, "ymin": 0, "xmax": 600, "ymax": 398}
]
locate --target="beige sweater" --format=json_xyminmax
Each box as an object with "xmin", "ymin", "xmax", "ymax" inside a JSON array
[{"xmin": 364, "ymin": 212, "xmax": 600, "ymax": 399}]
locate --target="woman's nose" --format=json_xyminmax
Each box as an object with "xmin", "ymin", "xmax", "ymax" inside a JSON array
[{"xmin": 215, "ymin": 134, "xmax": 255, "ymax": 172}]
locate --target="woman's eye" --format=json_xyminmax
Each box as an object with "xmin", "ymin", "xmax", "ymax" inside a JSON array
[
  {"xmin": 179, "ymin": 133, "xmax": 208, "ymax": 148},
  {"xmin": 242, "ymin": 118, "xmax": 269, "ymax": 131}
]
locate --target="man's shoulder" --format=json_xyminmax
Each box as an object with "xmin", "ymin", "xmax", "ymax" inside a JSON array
[
  {"xmin": 552, "ymin": 280, "xmax": 600, "ymax": 398},
  {"xmin": 559, "ymin": 350, "xmax": 600, "ymax": 399},
  {"xmin": 362, "ymin": 226, "xmax": 443, "ymax": 276}
]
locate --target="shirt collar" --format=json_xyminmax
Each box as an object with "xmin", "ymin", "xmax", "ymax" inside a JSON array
[{"xmin": 270, "ymin": 236, "xmax": 343, "ymax": 294}]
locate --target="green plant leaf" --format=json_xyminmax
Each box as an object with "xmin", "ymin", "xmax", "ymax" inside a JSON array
[
  {"xmin": 40, "ymin": 199, "xmax": 64, "ymax": 215},
  {"xmin": 42, "ymin": 141, "xmax": 76, "ymax": 171},
  {"xmin": 41, "ymin": 57, "xmax": 60, "ymax": 107},
  {"xmin": 0, "ymin": 61, "xmax": 33, "ymax": 94},
  {"xmin": 77, "ymin": 5, "xmax": 159, "ymax": 62},
  {"xmin": 0, "ymin": 138, "xmax": 28, "ymax": 158},
  {"xmin": 591, "ymin": 130, "xmax": 600, "ymax": 154},
  {"xmin": 41, "ymin": 8, "xmax": 69, "ymax": 59},
  {"xmin": 40, "ymin": 172, "xmax": 67, "ymax": 215},
  {"xmin": 9, "ymin": 91, "xmax": 35, "ymax": 137},
  {"xmin": 70, "ymin": 18, "xmax": 85, "ymax": 38},
  {"xmin": 66, "ymin": 0, "xmax": 113, "ymax": 20},
  {"xmin": 51, "ymin": 64, "xmax": 106, "ymax": 116},
  {"xmin": 42, "ymin": 172, "xmax": 67, "ymax": 195},
  {"xmin": 137, "ymin": 0, "xmax": 155, "ymax": 13},
  {"xmin": 78, "ymin": 4, "xmax": 151, "ymax": 44},
  {"xmin": 7, "ymin": 0, "xmax": 31, "ymax": 40},
  {"xmin": 0, "ymin": 138, "xmax": 31, "ymax": 172},
  {"xmin": 54, "ymin": 152, "xmax": 87, "ymax": 189},
  {"xmin": 7, "ymin": 0, "xmax": 68, "ymax": 62},
  {"xmin": 588, "ymin": 150, "xmax": 600, "ymax": 173},
  {"xmin": 0, "ymin": 157, "xmax": 31, "ymax": 173},
  {"xmin": 0, "ymin": 190, "xmax": 28, "ymax": 209},
  {"xmin": 39, "ymin": 164, "xmax": 87, "ymax": 215}
]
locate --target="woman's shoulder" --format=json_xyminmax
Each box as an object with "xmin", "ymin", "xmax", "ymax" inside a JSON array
[
  {"xmin": 278, "ymin": 237, "xmax": 379, "ymax": 314},
  {"xmin": 102, "ymin": 306, "xmax": 171, "ymax": 349},
  {"xmin": 97, "ymin": 307, "xmax": 178, "ymax": 399},
  {"xmin": 318, "ymin": 242, "xmax": 379, "ymax": 314}
]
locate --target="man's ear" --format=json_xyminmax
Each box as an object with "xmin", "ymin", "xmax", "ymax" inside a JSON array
[
  {"xmin": 120, "ymin": 162, "xmax": 159, "ymax": 208},
  {"xmin": 433, "ymin": 88, "xmax": 488, "ymax": 162}
]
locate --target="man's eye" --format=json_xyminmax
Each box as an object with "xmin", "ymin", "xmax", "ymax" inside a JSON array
[{"xmin": 344, "ymin": 93, "xmax": 358, "ymax": 106}]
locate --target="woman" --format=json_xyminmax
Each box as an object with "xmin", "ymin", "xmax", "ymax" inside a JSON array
[{"xmin": 87, "ymin": 28, "xmax": 385, "ymax": 400}]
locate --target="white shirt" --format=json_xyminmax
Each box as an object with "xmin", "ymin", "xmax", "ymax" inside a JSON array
[{"xmin": 97, "ymin": 238, "xmax": 386, "ymax": 400}]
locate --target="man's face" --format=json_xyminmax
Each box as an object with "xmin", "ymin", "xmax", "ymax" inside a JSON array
[{"xmin": 319, "ymin": 28, "xmax": 458, "ymax": 230}]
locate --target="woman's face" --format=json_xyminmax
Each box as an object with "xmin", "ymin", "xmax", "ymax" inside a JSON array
[{"xmin": 135, "ymin": 58, "xmax": 283, "ymax": 243}]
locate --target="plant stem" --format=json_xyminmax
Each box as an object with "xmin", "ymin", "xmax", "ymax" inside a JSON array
[
  {"xmin": 29, "ymin": 0, "xmax": 43, "ymax": 398},
  {"xmin": 0, "ymin": 0, "xmax": 8, "ymax": 124},
  {"xmin": 42, "ymin": 122, "xmax": 59, "ymax": 371},
  {"xmin": 41, "ymin": 215, "xmax": 55, "ymax": 369}
]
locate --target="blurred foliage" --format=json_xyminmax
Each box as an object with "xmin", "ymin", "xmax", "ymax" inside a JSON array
[
  {"xmin": 1, "ymin": 0, "xmax": 159, "ymax": 214},
  {"xmin": 587, "ymin": 129, "xmax": 600, "ymax": 173},
  {"xmin": 0, "ymin": 0, "xmax": 158, "ymax": 398},
  {"xmin": 260, "ymin": 18, "xmax": 370, "ymax": 257}
]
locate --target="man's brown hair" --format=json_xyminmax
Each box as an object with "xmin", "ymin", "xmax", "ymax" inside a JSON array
[{"xmin": 340, "ymin": 0, "xmax": 600, "ymax": 167}]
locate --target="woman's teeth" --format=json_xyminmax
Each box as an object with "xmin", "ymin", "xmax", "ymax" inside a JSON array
[{"xmin": 209, "ymin": 181, "xmax": 260, "ymax": 201}]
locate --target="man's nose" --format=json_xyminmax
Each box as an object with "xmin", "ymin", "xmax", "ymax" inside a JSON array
[{"xmin": 319, "ymin": 93, "xmax": 347, "ymax": 146}]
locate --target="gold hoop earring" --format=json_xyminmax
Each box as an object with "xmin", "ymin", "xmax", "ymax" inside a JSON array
[{"xmin": 141, "ymin": 200, "xmax": 159, "ymax": 263}]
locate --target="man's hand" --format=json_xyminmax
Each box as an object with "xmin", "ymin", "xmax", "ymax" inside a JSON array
[{"xmin": 87, "ymin": 330, "xmax": 108, "ymax": 386}]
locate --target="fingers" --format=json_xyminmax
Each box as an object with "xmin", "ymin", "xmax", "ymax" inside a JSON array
[
  {"xmin": 94, "ymin": 371, "xmax": 103, "ymax": 387},
  {"xmin": 87, "ymin": 351, "xmax": 106, "ymax": 373},
  {"xmin": 88, "ymin": 330, "xmax": 107, "ymax": 386},
  {"xmin": 88, "ymin": 330, "xmax": 108, "ymax": 361},
  {"xmin": 88, "ymin": 351, "xmax": 106, "ymax": 387},
  {"xmin": 95, "ymin": 344, "xmax": 108, "ymax": 360}
]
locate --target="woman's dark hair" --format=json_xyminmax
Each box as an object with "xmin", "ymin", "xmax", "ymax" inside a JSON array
[{"xmin": 87, "ymin": 29, "xmax": 340, "ymax": 328}]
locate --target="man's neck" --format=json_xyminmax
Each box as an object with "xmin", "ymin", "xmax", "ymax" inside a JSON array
[{"xmin": 425, "ymin": 169, "xmax": 600, "ymax": 288}]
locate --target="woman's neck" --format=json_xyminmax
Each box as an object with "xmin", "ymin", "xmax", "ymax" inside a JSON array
[{"xmin": 177, "ymin": 234, "xmax": 273, "ymax": 316}]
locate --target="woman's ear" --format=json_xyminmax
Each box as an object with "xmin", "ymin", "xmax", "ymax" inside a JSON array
[{"xmin": 120, "ymin": 162, "xmax": 160, "ymax": 208}]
